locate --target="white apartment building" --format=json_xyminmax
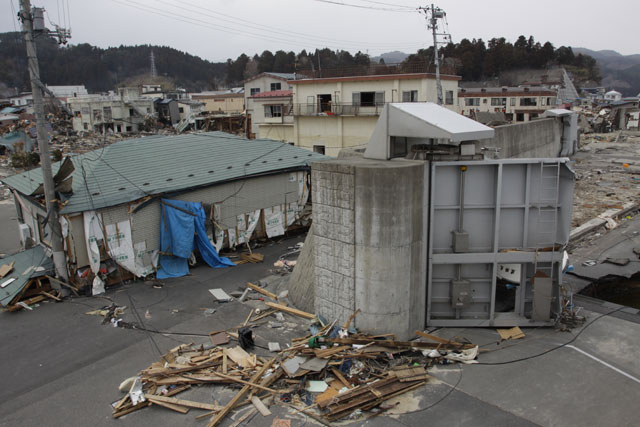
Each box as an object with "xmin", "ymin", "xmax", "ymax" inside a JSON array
[
  {"xmin": 288, "ymin": 73, "xmax": 460, "ymax": 156},
  {"xmin": 68, "ymin": 88, "xmax": 154, "ymax": 134},
  {"xmin": 457, "ymin": 87, "xmax": 557, "ymax": 122}
]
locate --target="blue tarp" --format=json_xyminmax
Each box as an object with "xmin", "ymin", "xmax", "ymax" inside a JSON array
[
  {"xmin": 157, "ymin": 199, "xmax": 234, "ymax": 279},
  {"xmin": 0, "ymin": 130, "xmax": 35, "ymax": 152}
]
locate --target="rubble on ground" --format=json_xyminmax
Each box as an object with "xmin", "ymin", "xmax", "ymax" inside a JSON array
[
  {"xmin": 571, "ymin": 131, "xmax": 640, "ymax": 228},
  {"xmin": 109, "ymin": 281, "xmax": 478, "ymax": 425}
]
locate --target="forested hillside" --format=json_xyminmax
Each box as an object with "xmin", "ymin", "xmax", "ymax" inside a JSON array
[
  {"xmin": 1, "ymin": 31, "xmax": 601, "ymax": 96},
  {"xmin": 0, "ymin": 32, "xmax": 225, "ymax": 93}
]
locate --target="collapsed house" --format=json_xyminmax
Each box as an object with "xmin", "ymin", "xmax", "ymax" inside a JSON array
[
  {"xmin": 290, "ymin": 103, "xmax": 576, "ymax": 339},
  {"xmin": 1, "ymin": 132, "xmax": 327, "ymax": 290}
]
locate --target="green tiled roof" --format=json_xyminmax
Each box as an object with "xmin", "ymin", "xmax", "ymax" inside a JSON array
[{"xmin": 1, "ymin": 132, "xmax": 329, "ymax": 214}]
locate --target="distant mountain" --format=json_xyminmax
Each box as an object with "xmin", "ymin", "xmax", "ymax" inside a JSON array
[
  {"xmin": 0, "ymin": 32, "xmax": 226, "ymax": 94},
  {"xmin": 573, "ymin": 47, "xmax": 640, "ymax": 96},
  {"xmin": 371, "ymin": 51, "xmax": 409, "ymax": 64}
]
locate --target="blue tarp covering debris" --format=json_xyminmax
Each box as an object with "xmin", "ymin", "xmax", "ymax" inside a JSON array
[
  {"xmin": 157, "ymin": 199, "xmax": 234, "ymax": 279},
  {"xmin": 0, "ymin": 130, "xmax": 35, "ymax": 152}
]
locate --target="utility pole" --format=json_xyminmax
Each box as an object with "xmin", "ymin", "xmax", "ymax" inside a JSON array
[
  {"xmin": 18, "ymin": 0, "xmax": 69, "ymax": 282},
  {"xmin": 419, "ymin": 4, "xmax": 450, "ymax": 105}
]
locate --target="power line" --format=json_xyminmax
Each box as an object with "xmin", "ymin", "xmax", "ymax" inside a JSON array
[
  {"xmin": 161, "ymin": 0, "xmax": 421, "ymax": 49},
  {"xmin": 110, "ymin": 0, "xmax": 425, "ymax": 53},
  {"xmin": 310, "ymin": 0, "xmax": 416, "ymax": 12}
]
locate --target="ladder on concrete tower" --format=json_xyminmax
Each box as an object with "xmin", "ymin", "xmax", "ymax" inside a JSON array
[{"xmin": 533, "ymin": 160, "xmax": 561, "ymax": 282}]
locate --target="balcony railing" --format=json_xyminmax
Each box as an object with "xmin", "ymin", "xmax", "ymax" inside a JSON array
[{"xmin": 292, "ymin": 102, "xmax": 386, "ymax": 117}]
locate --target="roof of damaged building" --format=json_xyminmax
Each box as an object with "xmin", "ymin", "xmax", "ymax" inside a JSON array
[
  {"xmin": 1, "ymin": 132, "xmax": 329, "ymax": 214},
  {"xmin": 0, "ymin": 245, "xmax": 54, "ymax": 307}
]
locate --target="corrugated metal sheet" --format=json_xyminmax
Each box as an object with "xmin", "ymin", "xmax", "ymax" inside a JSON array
[
  {"xmin": 0, "ymin": 246, "xmax": 54, "ymax": 307},
  {"xmin": 1, "ymin": 132, "xmax": 328, "ymax": 214}
]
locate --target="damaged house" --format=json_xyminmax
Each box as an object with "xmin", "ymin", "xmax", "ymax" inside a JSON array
[{"xmin": 1, "ymin": 132, "xmax": 327, "ymax": 289}]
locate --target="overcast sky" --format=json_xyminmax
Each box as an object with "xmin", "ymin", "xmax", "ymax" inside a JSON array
[{"xmin": 2, "ymin": 0, "xmax": 638, "ymax": 62}]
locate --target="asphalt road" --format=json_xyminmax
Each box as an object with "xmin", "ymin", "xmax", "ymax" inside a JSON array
[{"xmin": 1, "ymin": 233, "xmax": 639, "ymax": 427}]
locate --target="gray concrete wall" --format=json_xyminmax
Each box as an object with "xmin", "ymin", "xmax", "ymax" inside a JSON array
[
  {"xmin": 313, "ymin": 161, "xmax": 357, "ymax": 324},
  {"xmin": 287, "ymin": 226, "xmax": 315, "ymax": 313},
  {"xmin": 482, "ymin": 118, "xmax": 563, "ymax": 159},
  {"xmin": 312, "ymin": 158, "xmax": 427, "ymax": 339},
  {"xmin": 353, "ymin": 161, "xmax": 427, "ymax": 339}
]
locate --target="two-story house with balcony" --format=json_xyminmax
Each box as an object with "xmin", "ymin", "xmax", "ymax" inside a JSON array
[
  {"xmin": 248, "ymin": 90, "xmax": 294, "ymax": 143},
  {"xmin": 457, "ymin": 87, "xmax": 557, "ymax": 123},
  {"xmin": 288, "ymin": 73, "xmax": 460, "ymax": 156},
  {"xmin": 244, "ymin": 72, "xmax": 298, "ymax": 139}
]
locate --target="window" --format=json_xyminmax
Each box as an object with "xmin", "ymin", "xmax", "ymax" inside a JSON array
[
  {"xmin": 490, "ymin": 98, "xmax": 506, "ymax": 106},
  {"xmin": 129, "ymin": 108, "xmax": 135, "ymax": 116},
  {"xmin": 270, "ymin": 82, "xmax": 281, "ymax": 91},
  {"xmin": 37, "ymin": 214, "xmax": 51, "ymax": 247},
  {"xmin": 313, "ymin": 145, "xmax": 325, "ymax": 155},
  {"xmin": 402, "ymin": 90, "xmax": 418, "ymax": 102},
  {"xmin": 547, "ymin": 97, "xmax": 553, "ymax": 105},
  {"xmin": 510, "ymin": 98, "xmax": 516, "ymax": 106},
  {"xmin": 520, "ymin": 97, "xmax": 537, "ymax": 106},
  {"xmin": 179, "ymin": 107, "xmax": 184, "ymax": 113},
  {"xmin": 464, "ymin": 98, "xmax": 480, "ymax": 106},
  {"xmin": 541, "ymin": 97, "xmax": 546, "ymax": 106},
  {"xmin": 74, "ymin": 111, "xmax": 81, "ymax": 117},
  {"xmin": 250, "ymin": 88, "xmax": 261, "ymax": 96},
  {"xmin": 265, "ymin": 105, "xmax": 282, "ymax": 118},
  {"xmin": 81, "ymin": 107, "xmax": 90, "ymax": 115},
  {"xmin": 390, "ymin": 136, "xmax": 407, "ymax": 158},
  {"xmin": 353, "ymin": 91, "xmax": 384, "ymax": 107},
  {"xmin": 126, "ymin": 126, "xmax": 132, "ymax": 132},
  {"xmin": 483, "ymin": 98, "xmax": 487, "ymax": 104},
  {"xmin": 516, "ymin": 113, "xmax": 525, "ymax": 122},
  {"xmin": 103, "ymin": 106, "xmax": 112, "ymax": 122},
  {"xmin": 445, "ymin": 90, "xmax": 454, "ymax": 105},
  {"xmin": 92, "ymin": 109, "xmax": 102, "ymax": 121},
  {"xmin": 83, "ymin": 123, "xmax": 88, "ymax": 130},
  {"xmin": 116, "ymin": 125, "xmax": 122, "ymax": 133}
]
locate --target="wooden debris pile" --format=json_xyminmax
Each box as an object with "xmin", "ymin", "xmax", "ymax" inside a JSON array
[{"xmin": 111, "ymin": 313, "xmax": 478, "ymax": 425}]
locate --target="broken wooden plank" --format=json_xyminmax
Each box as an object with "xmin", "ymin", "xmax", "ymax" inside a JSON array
[
  {"xmin": 148, "ymin": 398, "xmax": 190, "ymax": 414},
  {"xmin": 229, "ymin": 408, "xmax": 258, "ymax": 427},
  {"xmin": 497, "ymin": 326, "xmax": 525, "ymax": 340},
  {"xmin": 207, "ymin": 357, "xmax": 275, "ymax": 427},
  {"xmin": 45, "ymin": 275, "xmax": 79, "ymax": 296},
  {"xmin": 207, "ymin": 371, "xmax": 276, "ymax": 393},
  {"xmin": 144, "ymin": 394, "xmax": 219, "ymax": 411},
  {"xmin": 414, "ymin": 330, "xmax": 475, "ymax": 349},
  {"xmin": 40, "ymin": 290, "xmax": 61, "ymax": 301},
  {"xmin": 264, "ymin": 302, "xmax": 315, "ymax": 319},
  {"xmin": 342, "ymin": 308, "xmax": 360, "ymax": 330},
  {"xmin": 250, "ymin": 395, "xmax": 271, "ymax": 416},
  {"xmin": 247, "ymin": 282, "xmax": 277, "ymax": 300},
  {"xmin": 0, "ymin": 261, "xmax": 14, "ymax": 278},
  {"xmin": 330, "ymin": 367, "xmax": 353, "ymax": 389}
]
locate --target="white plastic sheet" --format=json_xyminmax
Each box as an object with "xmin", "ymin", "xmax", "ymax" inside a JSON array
[
  {"xmin": 105, "ymin": 220, "xmax": 142, "ymax": 276},
  {"xmin": 265, "ymin": 206, "xmax": 285, "ymax": 238},
  {"xmin": 83, "ymin": 211, "xmax": 104, "ymax": 274}
]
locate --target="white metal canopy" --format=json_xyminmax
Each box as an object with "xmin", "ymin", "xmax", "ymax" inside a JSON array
[{"xmin": 364, "ymin": 103, "xmax": 495, "ymax": 160}]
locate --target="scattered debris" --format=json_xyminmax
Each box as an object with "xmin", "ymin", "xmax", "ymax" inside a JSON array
[
  {"xmin": 209, "ymin": 288, "xmax": 233, "ymax": 302},
  {"xmin": 497, "ymin": 326, "xmax": 526, "ymax": 340},
  {"xmin": 109, "ymin": 307, "xmax": 478, "ymax": 425}
]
